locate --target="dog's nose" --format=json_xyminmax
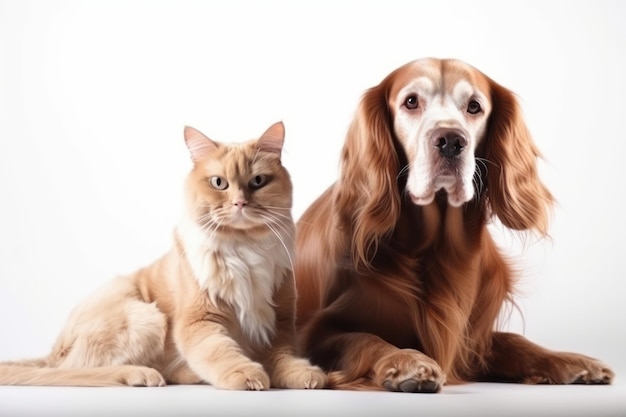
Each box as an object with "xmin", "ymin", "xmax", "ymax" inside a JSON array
[{"xmin": 434, "ymin": 131, "xmax": 467, "ymax": 158}]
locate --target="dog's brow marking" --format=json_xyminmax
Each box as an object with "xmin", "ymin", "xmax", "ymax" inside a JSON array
[
  {"xmin": 450, "ymin": 80, "xmax": 489, "ymax": 111},
  {"xmin": 397, "ymin": 77, "xmax": 435, "ymax": 102},
  {"xmin": 451, "ymin": 80, "xmax": 474, "ymax": 107}
]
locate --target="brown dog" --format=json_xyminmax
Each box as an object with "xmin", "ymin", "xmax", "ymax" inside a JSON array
[{"xmin": 295, "ymin": 58, "xmax": 614, "ymax": 392}]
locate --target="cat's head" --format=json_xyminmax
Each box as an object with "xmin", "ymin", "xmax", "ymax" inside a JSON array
[{"xmin": 183, "ymin": 122, "xmax": 292, "ymax": 234}]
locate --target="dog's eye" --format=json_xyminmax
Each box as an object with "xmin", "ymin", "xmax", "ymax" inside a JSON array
[
  {"xmin": 405, "ymin": 95, "xmax": 419, "ymax": 110},
  {"xmin": 467, "ymin": 100, "xmax": 482, "ymax": 114},
  {"xmin": 210, "ymin": 176, "xmax": 228, "ymax": 190}
]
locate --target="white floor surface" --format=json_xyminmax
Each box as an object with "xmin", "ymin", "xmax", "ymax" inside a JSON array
[{"xmin": 0, "ymin": 380, "xmax": 624, "ymax": 417}]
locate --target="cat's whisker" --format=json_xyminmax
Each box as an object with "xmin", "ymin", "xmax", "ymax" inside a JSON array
[
  {"xmin": 199, "ymin": 216, "xmax": 225, "ymax": 241},
  {"xmin": 251, "ymin": 206, "xmax": 293, "ymax": 222},
  {"xmin": 246, "ymin": 206, "xmax": 293, "ymax": 226},
  {"xmin": 259, "ymin": 205, "xmax": 291, "ymax": 211},
  {"xmin": 196, "ymin": 214, "xmax": 218, "ymax": 228},
  {"xmin": 255, "ymin": 210, "xmax": 291, "ymax": 233},
  {"xmin": 251, "ymin": 146, "xmax": 262, "ymax": 167},
  {"xmin": 264, "ymin": 222, "xmax": 293, "ymax": 243},
  {"xmin": 197, "ymin": 216, "xmax": 215, "ymax": 227},
  {"xmin": 261, "ymin": 220, "xmax": 295, "ymax": 281},
  {"xmin": 257, "ymin": 212, "xmax": 294, "ymax": 235},
  {"xmin": 262, "ymin": 210, "xmax": 293, "ymax": 222},
  {"xmin": 196, "ymin": 211, "xmax": 218, "ymax": 224}
]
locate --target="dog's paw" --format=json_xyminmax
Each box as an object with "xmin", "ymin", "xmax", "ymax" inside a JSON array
[
  {"xmin": 120, "ymin": 365, "xmax": 166, "ymax": 387},
  {"xmin": 524, "ymin": 353, "xmax": 614, "ymax": 385},
  {"xmin": 571, "ymin": 364, "xmax": 614, "ymax": 385},
  {"xmin": 373, "ymin": 348, "xmax": 445, "ymax": 393},
  {"xmin": 218, "ymin": 362, "xmax": 270, "ymax": 391},
  {"xmin": 270, "ymin": 357, "xmax": 327, "ymax": 389}
]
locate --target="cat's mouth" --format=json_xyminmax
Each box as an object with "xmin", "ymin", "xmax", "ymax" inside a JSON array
[
  {"xmin": 204, "ymin": 205, "xmax": 282, "ymax": 232},
  {"xmin": 226, "ymin": 207, "xmax": 262, "ymax": 229}
]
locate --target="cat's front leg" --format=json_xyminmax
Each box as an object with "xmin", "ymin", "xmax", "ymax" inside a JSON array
[
  {"xmin": 261, "ymin": 275, "xmax": 327, "ymax": 389},
  {"xmin": 213, "ymin": 358, "xmax": 269, "ymax": 391},
  {"xmin": 263, "ymin": 346, "xmax": 327, "ymax": 389},
  {"xmin": 175, "ymin": 316, "xmax": 270, "ymax": 390}
]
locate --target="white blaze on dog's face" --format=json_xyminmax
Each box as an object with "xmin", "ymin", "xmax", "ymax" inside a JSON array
[{"xmin": 389, "ymin": 59, "xmax": 493, "ymax": 207}]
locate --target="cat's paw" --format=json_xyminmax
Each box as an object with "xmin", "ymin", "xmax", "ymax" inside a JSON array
[
  {"xmin": 295, "ymin": 364, "xmax": 327, "ymax": 389},
  {"xmin": 218, "ymin": 362, "xmax": 270, "ymax": 391},
  {"xmin": 120, "ymin": 365, "xmax": 166, "ymax": 387},
  {"xmin": 270, "ymin": 357, "xmax": 327, "ymax": 389}
]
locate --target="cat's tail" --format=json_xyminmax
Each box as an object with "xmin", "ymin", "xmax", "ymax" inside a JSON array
[
  {"xmin": 0, "ymin": 358, "xmax": 165, "ymax": 387},
  {"xmin": 0, "ymin": 357, "xmax": 56, "ymax": 385}
]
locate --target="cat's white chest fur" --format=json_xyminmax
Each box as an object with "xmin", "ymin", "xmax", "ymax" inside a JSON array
[{"xmin": 177, "ymin": 216, "xmax": 294, "ymax": 346}]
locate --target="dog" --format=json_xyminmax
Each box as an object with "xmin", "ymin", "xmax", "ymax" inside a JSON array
[{"xmin": 294, "ymin": 58, "xmax": 614, "ymax": 392}]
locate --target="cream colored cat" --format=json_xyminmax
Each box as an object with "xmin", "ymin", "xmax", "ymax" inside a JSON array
[{"xmin": 0, "ymin": 122, "xmax": 326, "ymax": 390}]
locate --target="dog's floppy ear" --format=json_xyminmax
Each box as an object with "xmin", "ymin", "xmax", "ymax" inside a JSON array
[
  {"xmin": 482, "ymin": 80, "xmax": 554, "ymax": 235},
  {"xmin": 334, "ymin": 82, "xmax": 402, "ymax": 270}
]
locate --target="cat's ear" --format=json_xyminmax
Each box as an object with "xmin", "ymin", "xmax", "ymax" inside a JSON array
[
  {"xmin": 184, "ymin": 126, "xmax": 219, "ymax": 163},
  {"xmin": 257, "ymin": 121, "xmax": 285, "ymax": 156}
]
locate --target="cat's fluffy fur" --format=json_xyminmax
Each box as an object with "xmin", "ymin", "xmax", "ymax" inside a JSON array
[{"xmin": 0, "ymin": 122, "xmax": 326, "ymax": 390}]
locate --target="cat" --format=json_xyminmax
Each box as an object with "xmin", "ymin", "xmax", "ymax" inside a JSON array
[{"xmin": 0, "ymin": 121, "xmax": 327, "ymax": 390}]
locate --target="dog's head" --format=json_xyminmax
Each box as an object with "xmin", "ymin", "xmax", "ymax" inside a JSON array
[
  {"xmin": 387, "ymin": 59, "xmax": 492, "ymax": 207},
  {"xmin": 335, "ymin": 58, "xmax": 553, "ymax": 264}
]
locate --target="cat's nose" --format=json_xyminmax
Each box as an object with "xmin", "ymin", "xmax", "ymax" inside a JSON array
[{"xmin": 233, "ymin": 199, "xmax": 248, "ymax": 209}]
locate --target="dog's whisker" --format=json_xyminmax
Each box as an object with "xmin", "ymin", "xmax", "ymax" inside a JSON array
[{"xmin": 397, "ymin": 164, "xmax": 411, "ymax": 180}]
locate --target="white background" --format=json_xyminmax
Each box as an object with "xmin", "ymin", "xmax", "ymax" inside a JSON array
[{"xmin": 0, "ymin": 0, "xmax": 624, "ymax": 398}]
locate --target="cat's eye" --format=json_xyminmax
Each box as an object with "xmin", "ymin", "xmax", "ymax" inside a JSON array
[
  {"xmin": 210, "ymin": 176, "xmax": 228, "ymax": 190},
  {"xmin": 248, "ymin": 174, "xmax": 269, "ymax": 190}
]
